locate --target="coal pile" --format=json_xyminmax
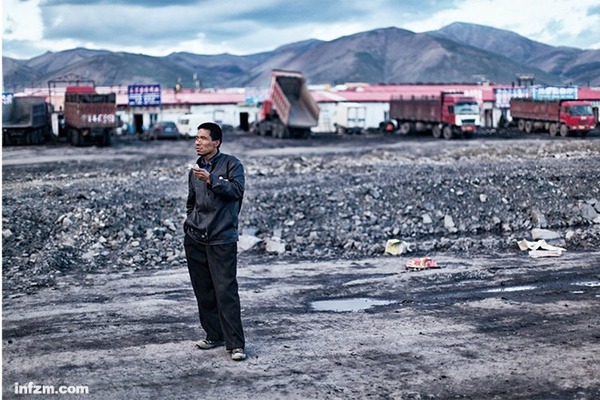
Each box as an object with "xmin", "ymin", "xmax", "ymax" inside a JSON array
[{"xmin": 2, "ymin": 134, "xmax": 600, "ymax": 295}]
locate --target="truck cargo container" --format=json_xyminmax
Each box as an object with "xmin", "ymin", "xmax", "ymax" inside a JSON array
[
  {"xmin": 334, "ymin": 102, "xmax": 366, "ymax": 134},
  {"xmin": 509, "ymin": 98, "xmax": 595, "ymax": 137},
  {"xmin": 58, "ymin": 86, "xmax": 116, "ymax": 146},
  {"xmin": 389, "ymin": 92, "xmax": 480, "ymax": 139},
  {"xmin": 2, "ymin": 95, "xmax": 51, "ymax": 145},
  {"xmin": 255, "ymin": 70, "xmax": 319, "ymax": 138}
]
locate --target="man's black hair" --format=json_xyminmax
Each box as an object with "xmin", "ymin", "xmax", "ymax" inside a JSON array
[{"xmin": 197, "ymin": 122, "xmax": 223, "ymax": 147}]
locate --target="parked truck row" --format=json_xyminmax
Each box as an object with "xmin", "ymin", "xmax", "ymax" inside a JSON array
[
  {"xmin": 4, "ymin": 71, "xmax": 598, "ymax": 145},
  {"xmin": 2, "ymin": 86, "xmax": 117, "ymax": 147}
]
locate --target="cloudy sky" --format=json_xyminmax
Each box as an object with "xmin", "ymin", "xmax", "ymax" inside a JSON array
[{"xmin": 3, "ymin": 0, "xmax": 600, "ymax": 60}]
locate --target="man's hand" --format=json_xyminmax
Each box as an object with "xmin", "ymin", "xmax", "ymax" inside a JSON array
[{"xmin": 192, "ymin": 167, "xmax": 211, "ymax": 184}]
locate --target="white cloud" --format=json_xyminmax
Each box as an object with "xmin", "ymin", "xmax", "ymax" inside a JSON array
[
  {"xmin": 2, "ymin": 0, "xmax": 599, "ymax": 59},
  {"xmin": 2, "ymin": 0, "xmax": 44, "ymax": 41},
  {"xmin": 401, "ymin": 0, "xmax": 600, "ymax": 49}
]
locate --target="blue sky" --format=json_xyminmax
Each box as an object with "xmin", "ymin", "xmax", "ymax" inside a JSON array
[{"xmin": 3, "ymin": 0, "xmax": 600, "ymax": 60}]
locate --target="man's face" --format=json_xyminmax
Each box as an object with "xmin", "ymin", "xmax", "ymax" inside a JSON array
[{"xmin": 195, "ymin": 128, "xmax": 220, "ymax": 157}]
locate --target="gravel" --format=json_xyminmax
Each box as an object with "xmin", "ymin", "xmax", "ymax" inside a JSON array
[{"xmin": 3, "ymin": 131, "xmax": 600, "ymax": 295}]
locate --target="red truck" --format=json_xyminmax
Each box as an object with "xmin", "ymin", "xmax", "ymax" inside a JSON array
[
  {"xmin": 254, "ymin": 70, "xmax": 320, "ymax": 138},
  {"xmin": 59, "ymin": 86, "xmax": 116, "ymax": 146},
  {"xmin": 389, "ymin": 92, "xmax": 480, "ymax": 139},
  {"xmin": 509, "ymin": 98, "xmax": 595, "ymax": 137}
]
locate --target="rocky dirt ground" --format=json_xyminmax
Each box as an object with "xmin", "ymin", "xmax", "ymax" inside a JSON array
[{"xmin": 2, "ymin": 129, "xmax": 600, "ymax": 399}]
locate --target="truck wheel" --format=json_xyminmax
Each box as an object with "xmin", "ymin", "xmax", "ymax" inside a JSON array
[
  {"xmin": 442, "ymin": 125, "xmax": 454, "ymax": 140},
  {"xmin": 432, "ymin": 125, "xmax": 442, "ymax": 139},
  {"xmin": 559, "ymin": 124, "xmax": 569, "ymax": 137},
  {"xmin": 517, "ymin": 119, "xmax": 526, "ymax": 131},
  {"xmin": 525, "ymin": 120, "xmax": 533, "ymax": 133},
  {"xmin": 399, "ymin": 122, "xmax": 413, "ymax": 135},
  {"xmin": 100, "ymin": 132, "xmax": 111, "ymax": 147},
  {"xmin": 71, "ymin": 130, "xmax": 81, "ymax": 146},
  {"xmin": 549, "ymin": 124, "xmax": 558, "ymax": 137},
  {"xmin": 272, "ymin": 123, "xmax": 282, "ymax": 138}
]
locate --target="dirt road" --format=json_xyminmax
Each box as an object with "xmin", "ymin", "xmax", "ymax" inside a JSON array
[
  {"xmin": 3, "ymin": 251, "xmax": 600, "ymax": 399},
  {"xmin": 3, "ymin": 131, "xmax": 600, "ymax": 399}
]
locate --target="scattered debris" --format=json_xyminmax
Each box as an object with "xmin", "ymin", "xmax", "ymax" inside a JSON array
[
  {"xmin": 384, "ymin": 239, "xmax": 412, "ymax": 256},
  {"xmin": 517, "ymin": 239, "xmax": 566, "ymax": 258},
  {"xmin": 265, "ymin": 237, "xmax": 286, "ymax": 255},
  {"xmin": 406, "ymin": 257, "xmax": 439, "ymax": 271},
  {"xmin": 3, "ymin": 135, "xmax": 600, "ymax": 294}
]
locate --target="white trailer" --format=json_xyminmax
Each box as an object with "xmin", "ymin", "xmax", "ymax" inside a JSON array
[
  {"xmin": 333, "ymin": 101, "xmax": 390, "ymax": 134},
  {"xmin": 334, "ymin": 102, "xmax": 367, "ymax": 134}
]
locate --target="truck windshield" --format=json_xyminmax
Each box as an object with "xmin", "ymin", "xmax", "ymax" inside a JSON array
[
  {"xmin": 568, "ymin": 105, "xmax": 593, "ymax": 116},
  {"xmin": 454, "ymin": 102, "xmax": 479, "ymax": 114}
]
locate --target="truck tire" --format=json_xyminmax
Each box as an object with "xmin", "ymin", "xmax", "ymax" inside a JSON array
[
  {"xmin": 525, "ymin": 120, "xmax": 533, "ymax": 133},
  {"xmin": 399, "ymin": 122, "xmax": 413, "ymax": 135},
  {"xmin": 432, "ymin": 125, "xmax": 442, "ymax": 139},
  {"xmin": 517, "ymin": 119, "xmax": 526, "ymax": 132},
  {"xmin": 559, "ymin": 124, "xmax": 569, "ymax": 137},
  {"xmin": 70, "ymin": 130, "xmax": 82, "ymax": 146},
  {"xmin": 549, "ymin": 123, "xmax": 558, "ymax": 137},
  {"xmin": 259, "ymin": 121, "xmax": 272, "ymax": 136},
  {"xmin": 99, "ymin": 131, "xmax": 111, "ymax": 147},
  {"xmin": 442, "ymin": 125, "xmax": 454, "ymax": 140},
  {"xmin": 272, "ymin": 123, "xmax": 284, "ymax": 139}
]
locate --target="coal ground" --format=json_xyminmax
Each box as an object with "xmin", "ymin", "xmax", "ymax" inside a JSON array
[{"xmin": 2, "ymin": 129, "xmax": 600, "ymax": 400}]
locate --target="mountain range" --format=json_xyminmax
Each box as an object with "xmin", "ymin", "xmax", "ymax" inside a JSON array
[{"xmin": 3, "ymin": 22, "xmax": 600, "ymax": 92}]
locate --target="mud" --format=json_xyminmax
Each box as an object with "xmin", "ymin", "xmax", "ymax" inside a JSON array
[{"xmin": 3, "ymin": 130, "xmax": 600, "ymax": 399}]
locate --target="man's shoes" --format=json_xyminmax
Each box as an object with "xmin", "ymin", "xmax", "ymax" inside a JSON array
[
  {"xmin": 230, "ymin": 348, "xmax": 247, "ymax": 361},
  {"xmin": 196, "ymin": 339, "xmax": 224, "ymax": 350}
]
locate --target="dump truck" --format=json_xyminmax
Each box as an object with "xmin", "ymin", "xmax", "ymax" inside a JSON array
[
  {"xmin": 254, "ymin": 70, "xmax": 320, "ymax": 138},
  {"xmin": 509, "ymin": 98, "xmax": 595, "ymax": 137},
  {"xmin": 58, "ymin": 86, "xmax": 116, "ymax": 146},
  {"xmin": 2, "ymin": 95, "xmax": 51, "ymax": 145},
  {"xmin": 389, "ymin": 92, "xmax": 480, "ymax": 139}
]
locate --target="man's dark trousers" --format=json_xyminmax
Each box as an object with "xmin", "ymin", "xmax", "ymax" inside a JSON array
[{"xmin": 184, "ymin": 235, "xmax": 245, "ymax": 350}]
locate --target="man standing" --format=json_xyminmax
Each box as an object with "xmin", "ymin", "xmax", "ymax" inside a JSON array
[{"xmin": 184, "ymin": 122, "xmax": 246, "ymax": 361}]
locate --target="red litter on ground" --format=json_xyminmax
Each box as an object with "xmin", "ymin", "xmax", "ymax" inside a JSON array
[{"xmin": 406, "ymin": 257, "xmax": 440, "ymax": 271}]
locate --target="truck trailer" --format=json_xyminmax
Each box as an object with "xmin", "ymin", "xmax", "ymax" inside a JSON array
[
  {"xmin": 255, "ymin": 70, "xmax": 320, "ymax": 138},
  {"xmin": 2, "ymin": 95, "xmax": 51, "ymax": 145},
  {"xmin": 509, "ymin": 98, "xmax": 595, "ymax": 137},
  {"xmin": 334, "ymin": 102, "xmax": 367, "ymax": 134},
  {"xmin": 389, "ymin": 92, "xmax": 480, "ymax": 139},
  {"xmin": 58, "ymin": 86, "xmax": 116, "ymax": 146}
]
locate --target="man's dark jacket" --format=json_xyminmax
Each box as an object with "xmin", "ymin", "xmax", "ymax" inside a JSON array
[{"xmin": 184, "ymin": 151, "xmax": 245, "ymax": 244}]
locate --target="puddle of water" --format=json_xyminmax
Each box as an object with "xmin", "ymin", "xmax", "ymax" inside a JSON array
[
  {"xmin": 573, "ymin": 281, "xmax": 600, "ymax": 287},
  {"xmin": 310, "ymin": 297, "xmax": 394, "ymax": 312},
  {"xmin": 483, "ymin": 285, "xmax": 538, "ymax": 293}
]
